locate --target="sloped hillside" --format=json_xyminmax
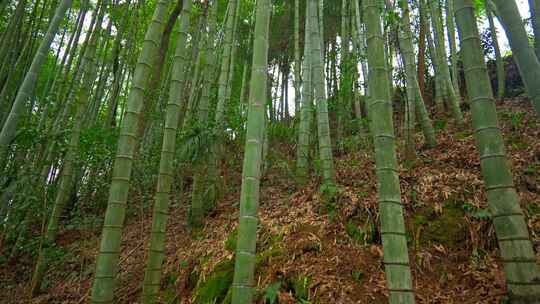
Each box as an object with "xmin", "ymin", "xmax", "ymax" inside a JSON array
[{"xmin": 2, "ymin": 101, "xmax": 538, "ymax": 304}]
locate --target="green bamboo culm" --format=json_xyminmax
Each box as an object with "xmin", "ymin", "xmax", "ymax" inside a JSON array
[
  {"xmin": 350, "ymin": 2, "xmax": 367, "ymax": 137},
  {"xmin": 529, "ymin": 0, "xmax": 540, "ymax": 60},
  {"xmin": 397, "ymin": 0, "xmax": 437, "ymax": 148},
  {"xmin": 352, "ymin": 0, "xmax": 368, "ymax": 96},
  {"xmin": 310, "ymin": 0, "xmax": 334, "ymax": 184},
  {"xmin": 30, "ymin": 1, "xmax": 105, "ymax": 295},
  {"xmin": 293, "ymin": 0, "xmax": 301, "ymax": 118},
  {"xmin": 429, "ymin": 0, "xmax": 464, "ymax": 126},
  {"xmin": 230, "ymin": 0, "xmax": 271, "ymax": 301},
  {"xmin": 90, "ymin": 1, "xmax": 171, "ymax": 302},
  {"xmin": 492, "ymin": 0, "xmax": 540, "ymax": 119},
  {"xmin": 205, "ymin": 0, "xmax": 238, "ymax": 218},
  {"xmin": 336, "ymin": 0, "xmax": 350, "ymax": 154},
  {"xmin": 485, "ymin": 0, "xmax": 505, "ymax": 100},
  {"xmin": 190, "ymin": 0, "xmax": 219, "ymax": 229},
  {"xmin": 363, "ymin": 0, "xmax": 416, "ymax": 302},
  {"xmin": 296, "ymin": 1, "xmax": 314, "ymax": 184},
  {"xmin": 141, "ymin": 0, "xmax": 192, "ymax": 303},
  {"xmin": 445, "ymin": 0, "xmax": 459, "ymax": 92},
  {"xmin": 399, "ymin": 4, "xmax": 417, "ymax": 160},
  {"xmin": 420, "ymin": 0, "xmax": 444, "ymax": 113},
  {"xmin": 454, "ymin": 1, "xmax": 540, "ymax": 302},
  {"xmin": 318, "ymin": 0, "xmax": 325, "ymax": 52},
  {"xmin": 0, "ymin": 0, "xmax": 73, "ymax": 169},
  {"xmin": 213, "ymin": 0, "xmax": 238, "ymax": 137}
]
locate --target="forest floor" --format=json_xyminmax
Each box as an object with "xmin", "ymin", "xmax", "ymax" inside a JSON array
[{"xmin": 1, "ymin": 100, "xmax": 539, "ymax": 304}]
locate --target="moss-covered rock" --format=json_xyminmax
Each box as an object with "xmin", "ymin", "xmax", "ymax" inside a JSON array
[
  {"xmin": 193, "ymin": 241, "xmax": 287, "ymax": 304},
  {"xmin": 413, "ymin": 204, "xmax": 467, "ymax": 248}
]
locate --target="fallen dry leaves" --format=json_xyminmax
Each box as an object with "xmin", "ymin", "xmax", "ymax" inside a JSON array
[{"xmin": 1, "ymin": 102, "xmax": 538, "ymax": 304}]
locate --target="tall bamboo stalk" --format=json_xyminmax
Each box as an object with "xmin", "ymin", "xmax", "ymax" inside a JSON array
[
  {"xmin": 0, "ymin": 0, "xmax": 72, "ymax": 169},
  {"xmin": 398, "ymin": 0, "xmax": 437, "ymax": 148},
  {"xmin": 454, "ymin": 1, "xmax": 540, "ymax": 301},
  {"xmin": 141, "ymin": 1, "xmax": 192, "ymax": 302},
  {"xmin": 363, "ymin": 0, "xmax": 416, "ymax": 302},
  {"xmin": 230, "ymin": 0, "xmax": 271, "ymax": 301},
  {"xmin": 492, "ymin": 0, "xmax": 540, "ymax": 118},
  {"xmin": 296, "ymin": 1, "xmax": 314, "ymax": 183},
  {"xmin": 90, "ymin": 1, "xmax": 171, "ymax": 302},
  {"xmin": 311, "ymin": 0, "xmax": 334, "ymax": 184},
  {"xmin": 30, "ymin": 2, "xmax": 105, "ymax": 294}
]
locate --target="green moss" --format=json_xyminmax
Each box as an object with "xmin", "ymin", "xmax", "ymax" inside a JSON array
[
  {"xmin": 192, "ymin": 241, "xmax": 287, "ymax": 304},
  {"xmin": 413, "ymin": 204, "xmax": 466, "ymax": 248}
]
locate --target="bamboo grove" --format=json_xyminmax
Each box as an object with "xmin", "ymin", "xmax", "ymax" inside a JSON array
[{"xmin": 0, "ymin": 0, "xmax": 539, "ymax": 303}]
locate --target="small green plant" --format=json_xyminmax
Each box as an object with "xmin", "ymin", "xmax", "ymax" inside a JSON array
[
  {"xmin": 262, "ymin": 281, "xmax": 281, "ymax": 304},
  {"xmin": 176, "ymin": 124, "xmax": 218, "ymax": 164},
  {"xmin": 462, "ymin": 202, "xmax": 491, "ymax": 220},
  {"xmin": 312, "ymin": 158, "xmax": 322, "ymax": 176},
  {"xmin": 434, "ymin": 119, "xmax": 447, "ymax": 131},
  {"xmin": 526, "ymin": 203, "xmax": 540, "ymax": 217},
  {"xmin": 509, "ymin": 112, "xmax": 525, "ymax": 130},
  {"xmin": 290, "ymin": 275, "xmax": 311, "ymax": 301},
  {"xmin": 319, "ymin": 183, "xmax": 339, "ymax": 219},
  {"xmin": 351, "ymin": 270, "xmax": 364, "ymax": 282},
  {"xmin": 345, "ymin": 218, "xmax": 375, "ymax": 245},
  {"xmin": 455, "ymin": 130, "xmax": 472, "ymax": 140},
  {"xmin": 346, "ymin": 220, "xmax": 366, "ymax": 245},
  {"xmin": 268, "ymin": 122, "xmax": 297, "ymax": 143},
  {"xmin": 192, "ymin": 259, "xmax": 234, "ymax": 304},
  {"xmin": 224, "ymin": 228, "xmax": 238, "ymax": 252}
]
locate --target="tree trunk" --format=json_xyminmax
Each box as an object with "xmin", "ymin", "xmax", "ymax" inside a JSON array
[
  {"xmin": 528, "ymin": 0, "xmax": 540, "ymax": 59},
  {"xmin": 312, "ymin": 0, "xmax": 334, "ymax": 184},
  {"xmin": 294, "ymin": 0, "xmax": 301, "ymax": 118},
  {"xmin": 486, "ymin": 0, "xmax": 505, "ymax": 100},
  {"xmin": 446, "ymin": 0, "xmax": 459, "ymax": 92},
  {"xmin": 296, "ymin": 1, "xmax": 314, "ymax": 183},
  {"xmin": 417, "ymin": 3, "xmax": 427, "ymax": 99},
  {"xmin": 363, "ymin": 0, "xmax": 416, "ymax": 302},
  {"xmin": 141, "ymin": 1, "xmax": 192, "ymax": 302},
  {"xmin": 454, "ymin": 1, "xmax": 540, "ymax": 301},
  {"xmin": 0, "ymin": 0, "xmax": 72, "ymax": 170},
  {"xmin": 31, "ymin": 1, "xmax": 104, "ymax": 294},
  {"xmin": 90, "ymin": 0, "xmax": 171, "ymax": 302},
  {"xmin": 398, "ymin": 0, "xmax": 437, "ymax": 149},
  {"xmin": 429, "ymin": 0, "xmax": 464, "ymax": 125},
  {"xmin": 492, "ymin": 0, "xmax": 540, "ymax": 119},
  {"xmin": 230, "ymin": 0, "xmax": 271, "ymax": 301}
]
